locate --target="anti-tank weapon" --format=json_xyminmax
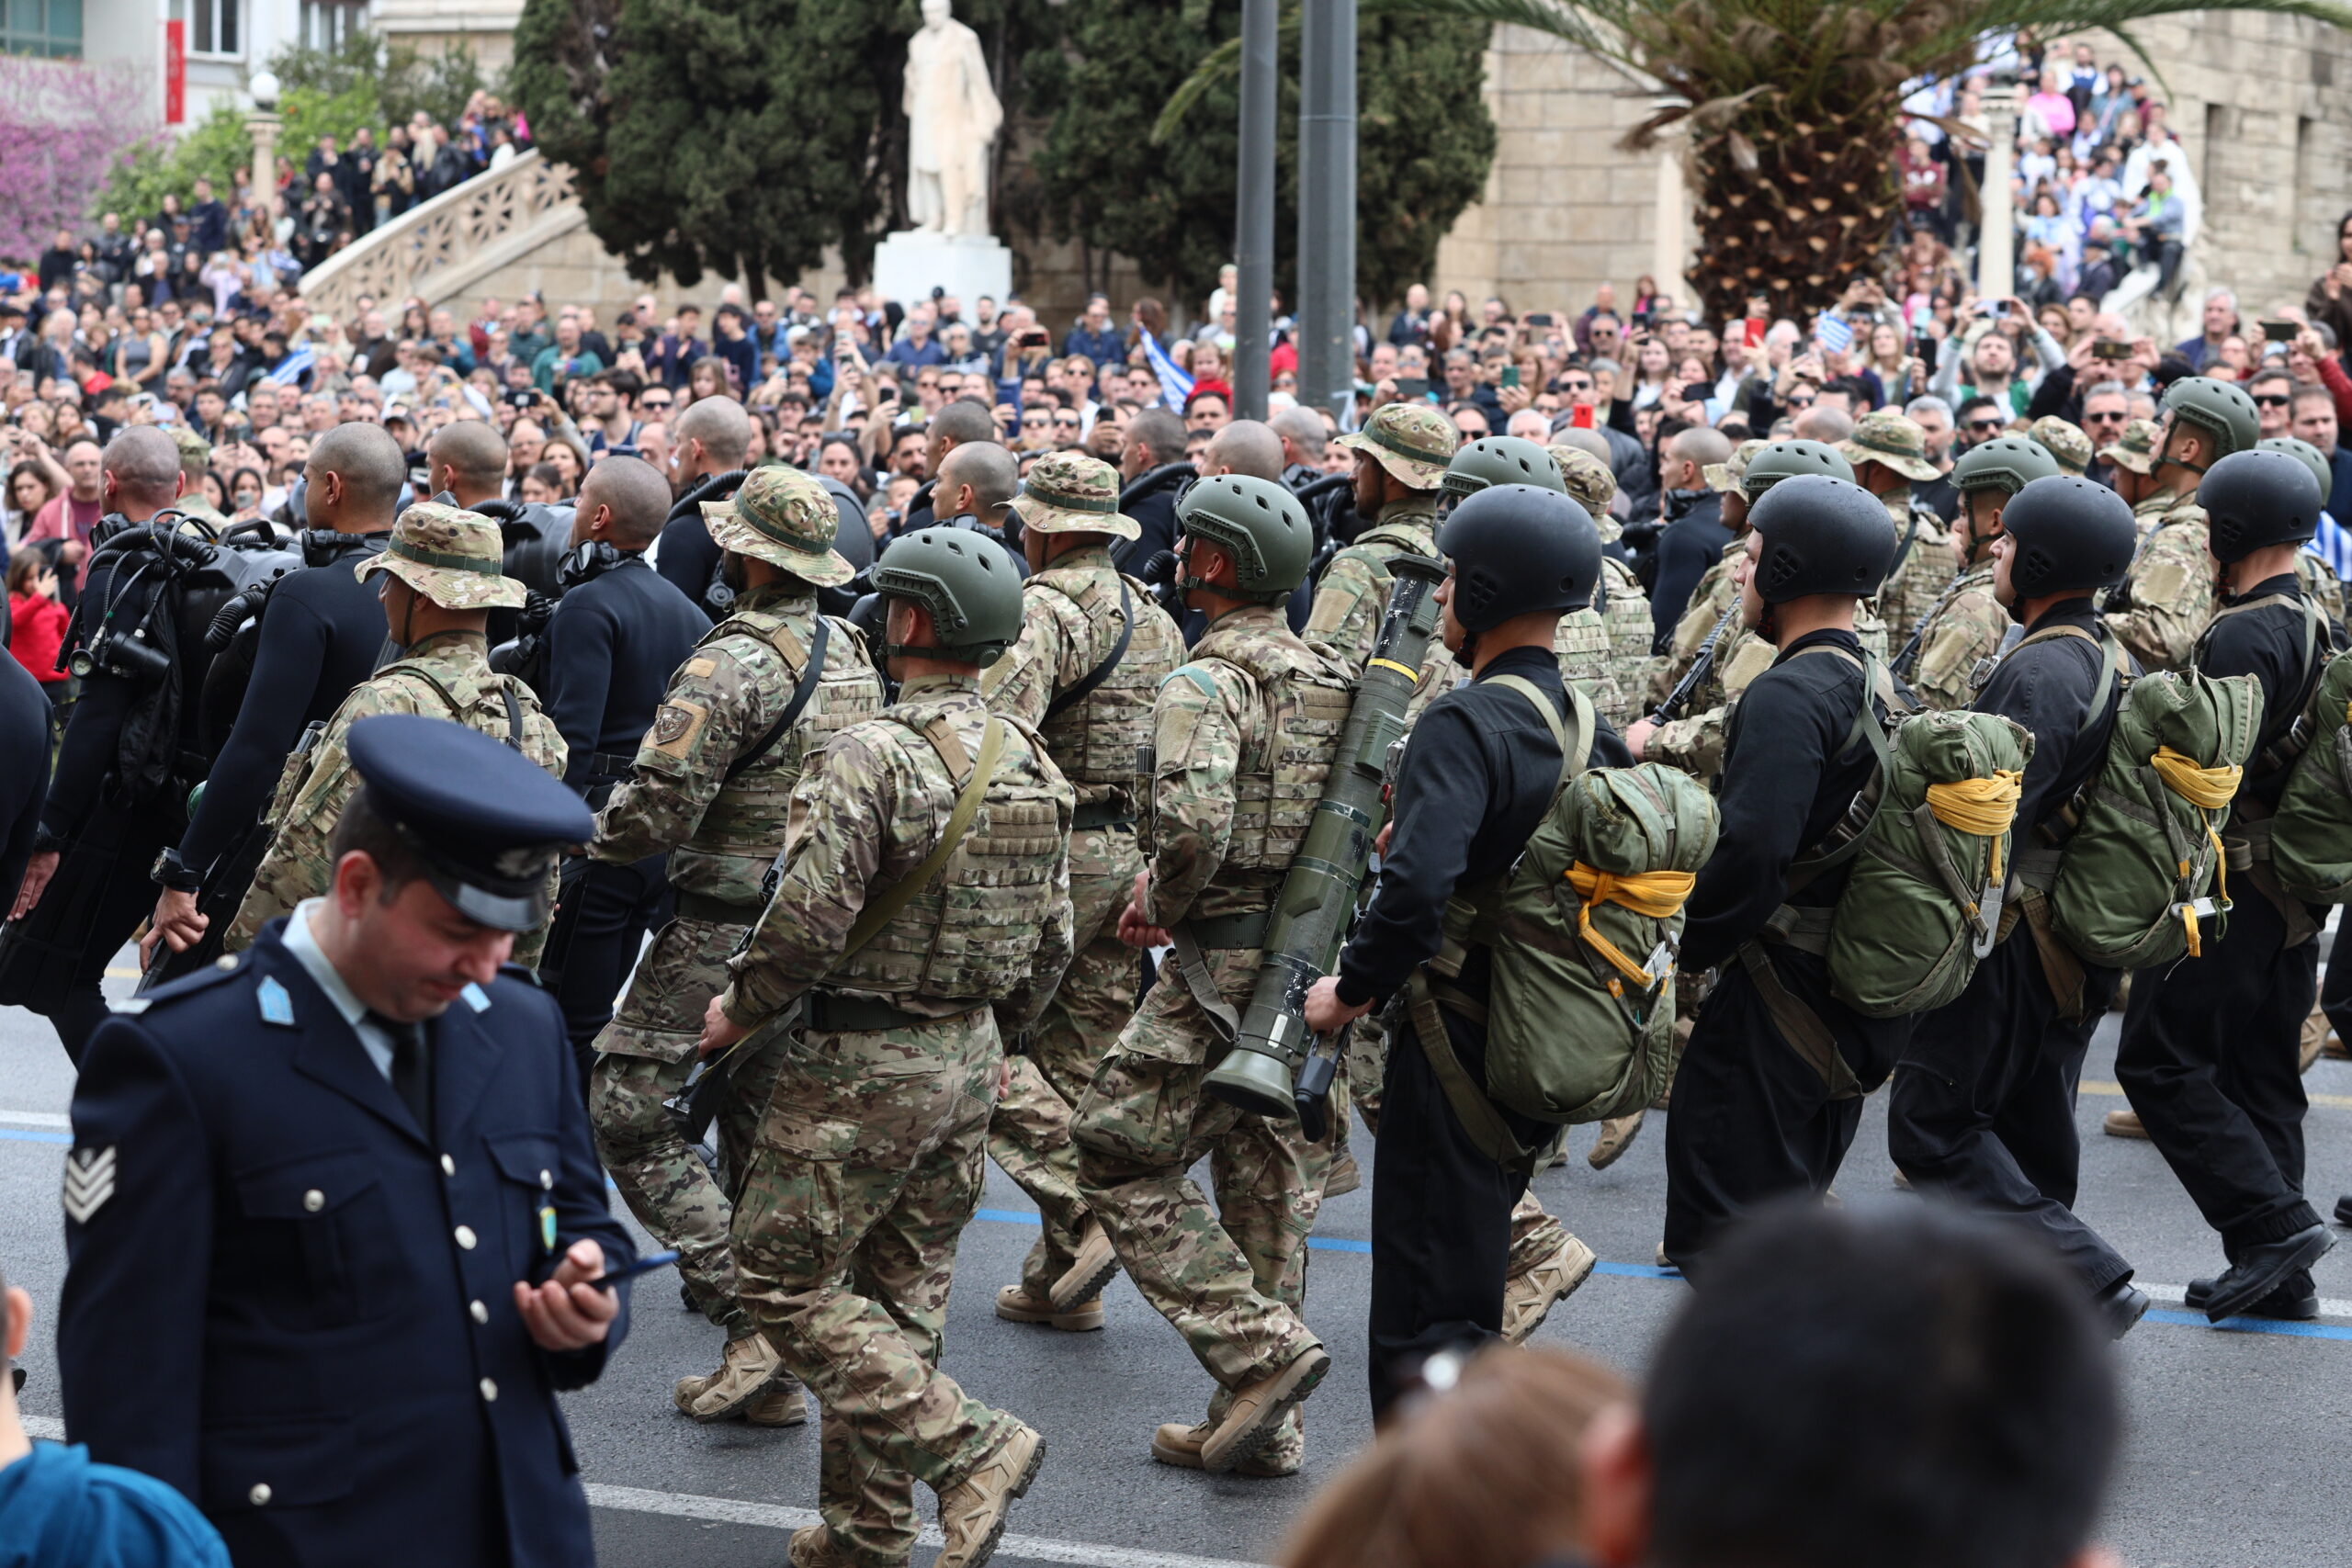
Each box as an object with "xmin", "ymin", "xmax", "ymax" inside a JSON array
[{"xmin": 1202, "ymin": 553, "xmax": 1449, "ymax": 1124}]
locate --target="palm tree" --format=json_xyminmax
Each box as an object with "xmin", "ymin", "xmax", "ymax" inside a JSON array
[{"xmin": 1160, "ymin": 0, "xmax": 2352, "ymax": 322}]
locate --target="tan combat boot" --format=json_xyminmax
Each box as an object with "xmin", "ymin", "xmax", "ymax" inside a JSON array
[
  {"xmin": 1149, "ymin": 1415, "xmax": 1299, "ymax": 1477},
  {"xmin": 1588, "ymin": 1111, "xmax": 1645, "ymax": 1170},
  {"xmin": 673, "ymin": 1332, "xmax": 786, "ymax": 1423},
  {"xmin": 995, "ymin": 1282, "xmax": 1103, "ymax": 1332},
  {"xmin": 1501, "ymin": 1232, "xmax": 1599, "ymax": 1345},
  {"xmin": 787, "ymin": 1524, "xmax": 855, "ymax": 1568},
  {"xmin": 1047, "ymin": 1217, "xmax": 1119, "ymax": 1314},
  {"xmin": 934, "ymin": 1422, "xmax": 1046, "ymax": 1568},
  {"xmin": 2103, "ymin": 1107, "xmax": 2149, "ymax": 1140},
  {"xmin": 2301, "ymin": 1001, "xmax": 2330, "ymax": 1074},
  {"xmin": 1324, "ymin": 1150, "xmax": 1362, "ymax": 1198},
  {"xmin": 1200, "ymin": 1345, "xmax": 1329, "ymax": 1473},
  {"xmin": 743, "ymin": 1378, "xmax": 808, "ymax": 1427}
]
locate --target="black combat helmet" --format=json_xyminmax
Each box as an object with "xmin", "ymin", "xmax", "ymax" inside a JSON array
[
  {"xmin": 1440, "ymin": 483, "xmax": 1600, "ymax": 632},
  {"xmin": 1997, "ymin": 477, "xmax": 2139, "ymax": 597},
  {"xmin": 1744, "ymin": 474, "xmax": 1894, "ymax": 604},
  {"xmin": 2200, "ymin": 448, "xmax": 2324, "ymax": 564}
]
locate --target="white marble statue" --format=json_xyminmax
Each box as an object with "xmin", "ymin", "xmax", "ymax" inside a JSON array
[{"xmin": 902, "ymin": 0, "xmax": 1002, "ymax": 237}]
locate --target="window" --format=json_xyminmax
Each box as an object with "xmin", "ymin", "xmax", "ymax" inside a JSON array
[
  {"xmin": 0, "ymin": 0, "xmax": 83, "ymax": 57},
  {"xmin": 300, "ymin": 0, "xmax": 364, "ymax": 51},
  {"xmin": 183, "ymin": 0, "xmax": 238, "ymax": 57}
]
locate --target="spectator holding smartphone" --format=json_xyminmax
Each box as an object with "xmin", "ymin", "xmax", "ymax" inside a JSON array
[{"xmin": 6, "ymin": 549, "xmax": 70, "ymax": 708}]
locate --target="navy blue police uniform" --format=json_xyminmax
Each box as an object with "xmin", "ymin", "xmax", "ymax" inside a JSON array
[{"xmin": 58, "ymin": 715, "xmax": 633, "ymax": 1568}]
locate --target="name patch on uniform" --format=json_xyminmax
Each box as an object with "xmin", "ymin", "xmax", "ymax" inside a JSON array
[
  {"xmin": 62, "ymin": 1146, "xmax": 117, "ymax": 1224},
  {"xmin": 255, "ymin": 976, "xmax": 296, "ymax": 1028}
]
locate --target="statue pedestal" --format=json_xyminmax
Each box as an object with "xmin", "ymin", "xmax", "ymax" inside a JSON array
[{"xmin": 872, "ymin": 231, "xmax": 1013, "ymax": 311}]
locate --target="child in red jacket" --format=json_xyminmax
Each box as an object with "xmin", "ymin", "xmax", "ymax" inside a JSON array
[{"xmin": 7, "ymin": 547, "xmax": 71, "ymax": 705}]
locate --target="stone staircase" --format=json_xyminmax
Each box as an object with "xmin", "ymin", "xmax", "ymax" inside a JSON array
[{"xmin": 297, "ymin": 151, "xmax": 587, "ymax": 319}]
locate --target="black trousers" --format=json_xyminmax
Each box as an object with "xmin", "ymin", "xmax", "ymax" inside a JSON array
[
  {"xmin": 545, "ymin": 852, "xmax": 671, "ymax": 1089},
  {"xmin": 12, "ymin": 808, "xmax": 180, "ymax": 1064},
  {"xmin": 1367, "ymin": 992, "xmax": 1546, "ymax": 1419},
  {"xmin": 1662, "ymin": 949, "xmax": 1905, "ymax": 1279},
  {"xmin": 1887, "ymin": 932, "xmax": 2129, "ymax": 1293},
  {"xmin": 2115, "ymin": 885, "xmax": 2322, "ymax": 1257},
  {"xmin": 2318, "ymin": 910, "xmax": 2352, "ymax": 1041}
]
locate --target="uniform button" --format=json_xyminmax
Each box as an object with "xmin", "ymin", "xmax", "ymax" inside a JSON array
[
  {"xmin": 480, "ymin": 1378, "xmax": 498, "ymax": 1402},
  {"xmin": 215, "ymin": 955, "xmax": 238, "ymax": 971},
  {"xmin": 249, "ymin": 1483, "xmax": 272, "ymax": 1506},
  {"xmin": 470, "ymin": 1300, "xmax": 489, "ymax": 1324},
  {"xmin": 454, "ymin": 1224, "xmax": 477, "ymax": 1249},
  {"xmin": 539, "ymin": 1169, "xmax": 553, "ymax": 1190},
  {"xmin": 301, "ymin": 1189, "xmax": 324, "ymax": 1213},
  {"xmin": 440, "ymin": 1154, "xmax": 456, "ymax": 1177}
]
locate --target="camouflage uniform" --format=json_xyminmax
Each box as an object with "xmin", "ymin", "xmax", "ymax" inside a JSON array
[
  {"xmin": 982, "ymin": 453, "xmax": 1185, "ymax": 1306},
  {"xmin": 2098, "ymin": 419, "xmax": 2216, "ymax": 673},
  {"xmin": 587, "ymin": 468, "xmax": 882, "ymax": 1364},
  {"xmin": 1839, "ymin": 411, "xmax": 1952, "ymax": 649},
  {"xmin": 1407, "ymin": 609, "xmax": 1620, "ymax": 728},
  {"xmin": 1306, "ymin": 402, "xmax": 1456, "ymax": 671},
  {"xmin": 1071, "ymin": 603, "xmax": 1351, "ymax": 1469},
  {"xmin": 1646, "ymin": 602, "xmax": 1887, "ymax": 781},
  {"xmin": 170, "ymin": 426, "xmax": 229, "ymax": 528},
  {"xmin": 226, "ymin": 506, "xmax": 562, "ymax": 954},
  {"xmin": 721, "ymin": 674, "xmax": 1075, "ymax": 1568},
  {"xmin": 1906, "ymin": 560, "xmax": 2007, "ymax": 711},
  {"xmin": 1549, "ymin": 445, "xmax": 1657, "ymax": 727}
]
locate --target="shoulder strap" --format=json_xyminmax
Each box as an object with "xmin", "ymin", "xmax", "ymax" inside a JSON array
[
  {"xmin": 1783, "ymin": 647, "xmax": 1897, "ymax": 889},
  {"xmin": 1044, "ymin": 579, "xmax": 1135, "ymax": 720},
  {"xmin": 1484, "ymin": 672, "xmax": 1594, "ymax": 781},
  {"xmin": 378, "ymin": 660, "xmax": 468, "ymax": 721},
  {"xmin": 2015, "ymin": 621, "xmax": 2123, "ymax": 725},
  {"xmin": 725, "ymin": 618, "xmax": 831, "ymax": 782},
  {"xmin": 837, "ymin": 715, "xmax": 1005, "ymax": 962},
  {"xmin": 497, "ymin": 680, "xmax": 524, "ymax": 751}
]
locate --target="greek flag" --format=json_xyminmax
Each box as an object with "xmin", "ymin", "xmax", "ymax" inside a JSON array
[
  {"xmin": 1141, "ymin": 330, "xmax": 1193, "ymax": 413},
  {"xmin": 2306, "ymin": 512, "xmax": 2352, "ymax": 581},
  {"xmin": 265, "ymin": 344, "xmax": 316, "ymax": 386},
  {"xmin": 1811, "ymin": 312, "xmax": 1854, "ymax": 355}
]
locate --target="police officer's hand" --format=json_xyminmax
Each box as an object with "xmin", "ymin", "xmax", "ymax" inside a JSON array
[
  {"xmin": 698, "ymin": 996, "xmax": 749, "ymax": 1057},
  {"xmin": 1303, "ymin": 976, "xmax": 1370, "ymax": 1036},
  {"xmin": 11, "ymin": 851, "xmax": 58, "ymax": 920},
  {"xmin": 1623, "ymin": 718, "xmax": 1657, "ymax": 761},
  {"xmin": 514, "ymin": 1238, "xmax": 618, "ymax": 1351},
  {"xmin": 145, "ymin": 890, "xmax": 208, "ymax": 961},
  {"xmin": 1116, "ymin": 868, "xmax": 1170, "ymax": 949}
]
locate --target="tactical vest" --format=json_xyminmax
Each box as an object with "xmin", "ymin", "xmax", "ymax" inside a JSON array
[
  {"xmin": 676, "ymin": 597, "xmax": 883, "ymax": 898},
  {"xmin": 1025, "ymin": 562, "xmax": 1182, "ymax": 809},
  {"xmin": 1596, "ymin": 557, "xmax": 1653, "ymax": 665},
  {"xmin": 1190, "ymin": 614, "xmax": 1356, "ymax": 881},
  {"xmin": 1555, "ymin": 606, "xmax": 1612, "ymax": 693},
  {"xmin": 826, "ymin": 704, "xmax": 1066, "ymax": 1003}
]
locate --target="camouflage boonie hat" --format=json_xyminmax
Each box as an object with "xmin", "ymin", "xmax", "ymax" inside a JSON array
[
  {"xmin": 2099, "ymin": 418, "xmax": 2162, "ymax": 475},
  {"xmin": 1545, "ymin": 445, "xmax": 1619, "ymax": 514},
  {"xmin": 2029, "ymin": 416, "xmax": 2093, "ymax": 477},
  {"xmin": 1334, "ymin": 401, "xmax": 1458, "ymax": 489},
  {"xmin": 1012, "ymin": 450, "xmax": 1138, "ymax": 539},
  {"xmin": 1706, "ymin": 438, "xmax": 1768, "ymax": 494},
  {"xmin": 169, "ymin": 424, "xmax": 211, "ymax": 469},
  {"xmin": 1838, "ymin": 409, "xmax": 1940, "ymax": 483},
  {"xmin": 702, "ymin": 466, "xmax": 854, "ymax": 587},
  {"xmin": 356, "ymin": 502, "xmax": 528, "ymax": 610}
]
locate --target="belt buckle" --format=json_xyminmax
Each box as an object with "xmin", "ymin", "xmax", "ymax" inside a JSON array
[{"xmin": 1972, "ymin": 880, "xmax": 2005, "ymax": 959}]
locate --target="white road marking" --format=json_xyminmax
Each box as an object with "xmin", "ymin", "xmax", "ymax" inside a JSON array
[
  {"xmin": 2138, "ymin": 1281, "xmax": 2352, "ymax": 1320},
  {"xmin": 16, "ymin": 1420, "xmax": 1267, "ymax": 1567},
  {"xmin": 0, "ymin": 1110, "xmax": 69, "ymax": 1128}
]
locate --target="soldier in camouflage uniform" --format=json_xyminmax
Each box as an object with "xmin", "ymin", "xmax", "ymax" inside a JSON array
[
  {"xmin": 980, "ymin": 452, "xmax": 1184, "ymax": 1333},
  {"xmin": 705, "ymin": 526, "xmax": 1073, "ymax": 1568},
  {"xmin": 1900, "ymin": 437, "xmax": 2062, "ymax": 712},
  {"xmin": 586, "ymin": 466, "xmax": 883, "ymax": 1428},
  {"xmin": 226, "ymin": 503, "xmax": 565, "ymax": 955},
  {"xmin": 170, "ymin": 426, "xmax": 229, "ymax": 528},
  {"xmin": 1838, "ymin": 409, "xmax": 1952, "ymax": 649},
  {"xmin": 2103, "ymin": 378, "xmax": 2260, "ymax": 672},
  {"xmin": 2029, "ymin": 415, "xmax": 2094, "ymax": 479},
  {"xmin": 1303, "ymin": 400, "xmax": 1457, "ymax": 669},
  {"xmin": 1069, "ymin": 475, "xmax": 1347, "ymax": 1478},
  {"xmin": 1549, "ymin": 443, "xmax": 1657, "ymax": 721}
]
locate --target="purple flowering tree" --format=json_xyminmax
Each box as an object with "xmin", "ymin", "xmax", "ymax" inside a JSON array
[{"xmin": 0, "ymin": 56, "xmax": 161, "ymax": 265}]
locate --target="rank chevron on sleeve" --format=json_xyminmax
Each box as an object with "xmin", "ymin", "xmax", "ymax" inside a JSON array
[{"xmin": 62, "ymin": 1145, "xmax": 117, "ymax": 1224}]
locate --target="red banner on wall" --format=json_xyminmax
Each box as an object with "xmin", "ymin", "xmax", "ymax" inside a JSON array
[{"xmin": 164, "ymin": 19, "xmax": 185, "ymax": 125}]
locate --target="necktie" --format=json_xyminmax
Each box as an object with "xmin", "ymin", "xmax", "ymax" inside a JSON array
[{"xmin": 368, "ymin": 1010, "xmax": 434, "ymax": 1134}]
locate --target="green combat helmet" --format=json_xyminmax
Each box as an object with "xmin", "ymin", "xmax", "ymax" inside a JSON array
[
  {"xmin": 871, "ymin": 525, "xmax": 1026, "ymax": 667},
  {"xmin": 1177, "ymin": 474, "xmax": 1313, "ymax": 604},
  {"xmin": 1440, "ymin": 434, "xmax": 1565, "ymax": 504},
  {"xmin": 2161, "ymin": 376, "xmax": 2261, "ymax": 464},
  {"xmin": 1953, "ymin": 436, "xmax": 2063, "ymax": 497},
  {"xmin": 2258, "ymin": 435, "xmax": 2335, "ymax": 503},
  {"xmin": 1740, "ymin": 438, "xmax": 1855, "ymax": 503}
]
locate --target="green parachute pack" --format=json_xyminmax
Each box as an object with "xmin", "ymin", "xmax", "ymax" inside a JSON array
[
  {"xmin": 1416, "ymin": 679, "xmax": 1720, "ymax": 1162},
  {"xmin": 2264, "ymin": 640, "xmax": 2352, "ymax": 904},
  {"xmin": 2049, "ymin": 668, "xmax": 2263, "ymax": 967}
]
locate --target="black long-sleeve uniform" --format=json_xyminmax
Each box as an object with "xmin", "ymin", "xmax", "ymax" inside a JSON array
[
  {"xmin": 653, "ymin": 512, "xmax": 723, "ymax": 619},
  {"xmin": 1647, "ymin": 491, "xmax": 1732, "ymax": 654},
  {"xmin": 1332, "ymin": 645, "xmax": 1631, "ymax": 1416},
  {"xmin": 2116, "ymin": 573, "xmax": 2329, "ymax": 1273},
  {"xmin": 1888, "ymin": 600, "xmax": 2134, "ymax": 1293},
  {"xmin": 1664, "ymin": 627, "xmax": 1914, "ymax": 1275},
  {"xmin": 0, "ymin": 657, "xmax": 51, "ymax": 909},
  {"xmin": 537, "ymin": 553, "xmax": 706, "ymax": 1069}
]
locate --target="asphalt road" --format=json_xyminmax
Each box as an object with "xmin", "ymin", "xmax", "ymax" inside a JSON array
[{"xmin": 7, "ymin": 953, "xmax": 2352, "ymax": 1568}]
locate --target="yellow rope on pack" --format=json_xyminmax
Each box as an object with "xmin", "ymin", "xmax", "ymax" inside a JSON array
[
  {"xmin": 1564, "ymin": 863, "xmax": 1696, "ymax": 987},
  {"xmin": 1924, "ymin": 769, "xmax": 2022, "ymax": 883},
  {"xmin": 2149, "ymin": 745, "xmax": 2240, "ymax": 957}
]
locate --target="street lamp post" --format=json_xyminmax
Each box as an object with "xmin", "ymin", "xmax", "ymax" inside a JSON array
[
  {"xmin": 1297, "ymin": 0, "xmax": 1356, "ymax": 419},
  {"xmin": 247, "ymin": 70, "xmax": 282, "ymax": 227},
  {"xmin": 1977, "ymin": 73, "xmax": 2020, "ymax": 302},
  {"xmin": 1233, "ymin": 0, "xmax": 1275, "ymax": 422}
]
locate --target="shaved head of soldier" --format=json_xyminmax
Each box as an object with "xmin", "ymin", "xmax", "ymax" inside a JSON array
[
  {"xmin": 1269, "ymin": 406, "xmax": 1328, "ymax": 468},
  {"xmin": 673, "ymin": 395, "xmax": 750, "ymax": 477},
  {"xmin": 935, "ymin": 440, "xmax": 1019, "ymax": 525},
  {"xmin": 1792, "ymin": 404, "xmax": 1855, "ymax": 446},
  {"xmin": 311, "ymin": 422, "xmax": 409, "ymax": 530},
  {"xmin": 1201, "ymin": 418, "xmax": 1284, "ymax": 481},
  {"xmin": 926, "ymin": 398, "xmax": 997, "ymax": 471},
  {"xmin": 1663, "ymin": 425, "xmax": 1733, "ymax": 497},
  {"xmin": 574, "ymin": 456, "xmax": 673, "ymax": 549},
  {"xmin": 1550, "ymin": 425, "xmax": 1613, "ymax": 465},
  {"xmin": 102, "ymin": 426, "xmax": 183, "ymax": 513},
  {"xmin": 426, "ymin": 419, "xmax": 508, "ymax": 507}
]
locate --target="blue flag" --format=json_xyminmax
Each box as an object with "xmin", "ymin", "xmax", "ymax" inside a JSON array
[{"xmin": 1141, "ymin": 330, "xmax": 1194, "ymax": 413}]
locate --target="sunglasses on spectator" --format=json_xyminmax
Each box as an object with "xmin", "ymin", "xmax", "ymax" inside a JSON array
[
  {"xmin": 2252, "ymin": 393, "xmax": 2292, "ymax": 408},
  {"xmin": 1966, "ymin": 416, "xmax": 2005, "ymax": 432},
  {"xmin": 1054, "ymin": 413, "xmax": 1080, "ymax": 426},
  {"xmin": 640, "ymin": 395, "xmax": 673, "ymax": 409},
  {"xmin": 1561, "ymin": 378, "xmax": 1592, "ymax": 392},
  {"xmin": 1785, "ymin": 393, "xmax": 1816, "ymax": 409},
  {"xmin": 2083, "ymin": 409, "xmax": 2127, "ymax": 423}
]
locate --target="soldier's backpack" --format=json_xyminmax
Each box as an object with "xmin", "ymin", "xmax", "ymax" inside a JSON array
[
  {"xmin": 2270, "ymin": 651, "xmax": 2352, "ymax": 902},
  {"xmin": 2049, "ymin": 667, "xmax": 2263, "ymax": 967},
  {"xmin": 1414, "ymin": 679, "xmax": 1720, "ymax": 1166}
]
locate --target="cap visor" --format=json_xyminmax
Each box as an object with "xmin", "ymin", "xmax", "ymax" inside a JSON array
[
  {"xmin": 358, "ymin": 552, "xmax": 528, "ymax": 608},
  {"xmin": 1012, "ymin": 495, "xmax": 1141, "ymax": 539},
  {"xmin": 706, "ymin": 508, "xmax": 857, "ymax": 587},
  {"xmin": 430, "ymin": 869, "xmax": 547, "ymax": 932}
]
